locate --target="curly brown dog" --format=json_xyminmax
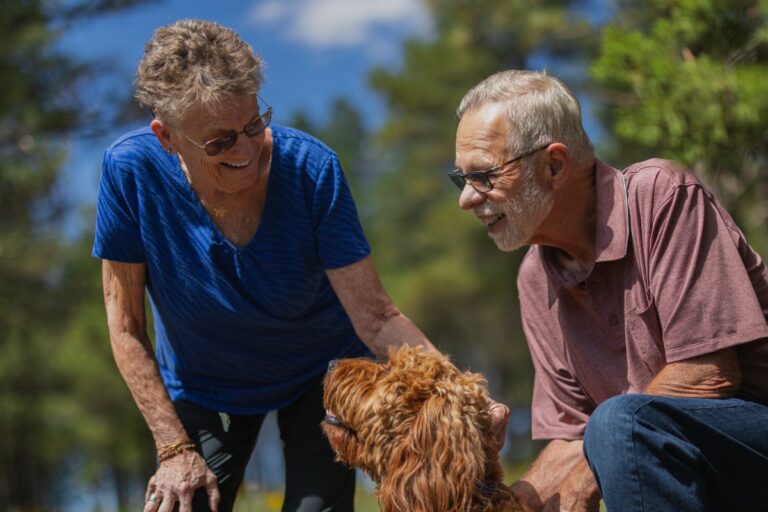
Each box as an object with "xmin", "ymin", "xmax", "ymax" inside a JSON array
[{"xmin": 322, "ymin": 345, "xmax": 523, "ymax": 512}]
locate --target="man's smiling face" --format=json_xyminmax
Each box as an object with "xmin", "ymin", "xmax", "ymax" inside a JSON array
[{"xmin": 455, "ymin": 102, "xmax": 554, "ymax": 252}]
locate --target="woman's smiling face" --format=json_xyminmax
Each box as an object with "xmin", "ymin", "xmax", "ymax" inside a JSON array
[{"xmin": 172, "ymin": 95, "xmax": 272, "ymax": 195}]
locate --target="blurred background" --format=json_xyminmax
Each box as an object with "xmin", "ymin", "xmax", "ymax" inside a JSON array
[{"xmin": 2, "ymin": 0, "xmax": 766, "ymax": 510}]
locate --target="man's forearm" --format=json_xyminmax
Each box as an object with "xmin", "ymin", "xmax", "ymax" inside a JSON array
[{"xmin": 644, "ymin": 348, "xmax": 741, "ymax": 398}]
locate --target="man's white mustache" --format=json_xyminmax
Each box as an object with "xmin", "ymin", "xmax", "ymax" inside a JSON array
[{"xmin": 474, "ymin": 206, "xmax": 503, "ymax": 217}]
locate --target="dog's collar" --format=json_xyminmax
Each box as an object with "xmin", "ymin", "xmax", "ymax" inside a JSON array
[
  {"xmin": 475, "ymin": 480, "xmax": 518, "ymax": 511},
  {"xmin": 323, "ymin": 414, "xmax": 358, "ymax": 438},
  {"xmin": 476, "ymin": 480, "xmax": 501, "ymax": 497}
]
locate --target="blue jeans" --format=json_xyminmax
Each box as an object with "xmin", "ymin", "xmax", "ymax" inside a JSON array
[{"xmin": 583, "ymin": 394, "xmax": 768, "ymax": 512}]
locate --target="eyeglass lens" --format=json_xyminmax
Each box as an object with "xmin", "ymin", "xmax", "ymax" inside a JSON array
[
  {"xmin": 449, "ymin": 171, "xmax": 492, "ymax": 192},
  {"xmin": 449, "ymin": 173, "xmax": 466, "ymax": 190},
  {"xmin": 203, "ymin": 109, "xmax": 273, "ymax": 156}
]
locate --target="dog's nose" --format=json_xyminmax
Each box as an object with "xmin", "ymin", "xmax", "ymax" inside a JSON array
[{"xmin": 328, "ymin": 359, "xmax": 339, "ymax": 371}]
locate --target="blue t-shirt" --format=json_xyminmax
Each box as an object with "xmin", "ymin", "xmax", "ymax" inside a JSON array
[{"xmin": 93, "ymin": 125, "xmax": 372, "ymax": 413}]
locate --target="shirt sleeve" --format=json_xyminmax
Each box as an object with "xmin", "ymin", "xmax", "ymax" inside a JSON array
[
  {"xmin": 632, "ymin": 171, "xmax": 768, "ymax": 362},
  {"xmin": 518, "ymin": 257, "xmax": 594, "ymax": 440},
  {"xmin": 92, "ymin": 149, "xmax": 146, "ymax": 263},
  {"xmin": 311, "ymin": 153, "xmax": 371, "ymax": 269}
]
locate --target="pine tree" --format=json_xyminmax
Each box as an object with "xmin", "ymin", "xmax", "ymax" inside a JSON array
[
  {"xmin": 0, "ymin": 1, "xmax": 151, "ymax": 507},
  {"xmin": 365, "ymin": 0, "xmax": 598, "ymax": 458},
  {"xmin": 592, "ymin": 0, "xmax": 768, "ymax": 253}
]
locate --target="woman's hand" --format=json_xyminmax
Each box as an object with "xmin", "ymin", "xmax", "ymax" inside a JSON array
[
  {"xmin": 104, "ymin": 259, "xmax": 219, "ymax": 511},
  {"xmin": 144, "ymin": 450, "xmax": 220, "ymax": 512}
]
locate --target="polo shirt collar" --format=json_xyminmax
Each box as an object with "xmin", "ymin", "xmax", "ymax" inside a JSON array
[{"xmin": 543, "ymin": 159, "xmax": 629, "ymax": 307}]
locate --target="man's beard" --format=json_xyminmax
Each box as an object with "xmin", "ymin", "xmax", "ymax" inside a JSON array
[{"xmin": 476, "ymin": 167, "xmax": 554, "ymax": 252}]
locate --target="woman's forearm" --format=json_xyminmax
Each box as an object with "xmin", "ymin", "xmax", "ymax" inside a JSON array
[
  {"xmin": 102, "ymin": 259, "xmax": 189, "ymax": 451},
  {"xmin": 109, "ymin": 330, "xmax": 190, "ymax": 449}
]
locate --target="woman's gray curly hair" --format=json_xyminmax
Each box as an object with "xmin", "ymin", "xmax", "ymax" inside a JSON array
[{"xmin": 135, "ymin": 19, "xmax": 264, "ymax": 123}]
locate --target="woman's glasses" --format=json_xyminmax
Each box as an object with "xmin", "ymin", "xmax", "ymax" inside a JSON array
[{"xmin": 179, "ymin": 100, "xmax": 273, "ymax": 157}]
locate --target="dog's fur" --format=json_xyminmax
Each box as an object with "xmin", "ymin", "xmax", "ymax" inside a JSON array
[{"xmin": 322, "ymin": 345, "xmax": 522, "ymax": 512}]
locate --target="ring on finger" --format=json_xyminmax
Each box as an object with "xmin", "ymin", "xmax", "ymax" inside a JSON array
[{"xmin": 148, "ymin": 493, "xmax": 158, "ymax": 502}]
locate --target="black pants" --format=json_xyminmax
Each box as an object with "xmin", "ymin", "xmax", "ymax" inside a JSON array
[{"xmin": 173, "ymin": 377, "xmax": 355, "ymax": 512}]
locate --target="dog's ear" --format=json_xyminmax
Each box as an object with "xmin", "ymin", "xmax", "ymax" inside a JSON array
[{"xmin": 377, "ymin": 383, "xmax": 488, "ymax": 512}]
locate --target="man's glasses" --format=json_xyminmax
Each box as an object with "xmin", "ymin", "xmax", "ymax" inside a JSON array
[
  {"xmin": 178, "ymin": 99, "xmax": 273, "ymax": 157},
  {"xmin": 448, "ymin": 143, "xmax": 552, "ymax": 193}
]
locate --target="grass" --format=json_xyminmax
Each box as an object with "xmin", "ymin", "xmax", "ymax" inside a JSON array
[
  {"xmin": 232, "ymin": 485, "xmax": 381, "ymax": 512},
  {"xmin": 233, "ymin": 462, "xmax": 536, "ymax": 511},
  {"xmin": 232, "ymin": 462, "xmax": 607, "ymax": 511}
]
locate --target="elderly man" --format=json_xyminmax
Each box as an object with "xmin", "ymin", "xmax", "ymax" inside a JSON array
[{"xmin": 450, "ymin": 69, "xmax": 768, "ymax": 512}]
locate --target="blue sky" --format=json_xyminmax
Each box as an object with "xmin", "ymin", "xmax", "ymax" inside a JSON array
[
  {"xmin": 58, "ymin": 0, "xmax": 609, "ymax": 235},
  {"xmin": 61, "ymin": 0, "xmax": 433, "ymax": 124},
  {"xmin": 58, "ymin": 0, "xmax": 433, "ymax": 231}
]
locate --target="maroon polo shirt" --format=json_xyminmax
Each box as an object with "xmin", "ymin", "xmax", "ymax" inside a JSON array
[{"xmin": 518, "ymin": 159, "xmax": 768, "ymax": 440}]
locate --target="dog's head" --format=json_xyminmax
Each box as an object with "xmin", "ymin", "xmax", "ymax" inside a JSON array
[{"xmin": 322, "ymin": 345, "xmax": 512, "ymax": 512}]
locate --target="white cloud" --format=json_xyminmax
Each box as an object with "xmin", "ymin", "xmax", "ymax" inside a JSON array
[
  {"xmin": 250, "ymin": 0, "xmax": 290, "ymax": 24},
  {"xmin": 247, "ymin": 0, "xmax": 432, "ymax": 52}
]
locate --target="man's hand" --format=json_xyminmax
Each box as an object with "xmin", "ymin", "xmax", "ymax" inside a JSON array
[
  {"xmin": 489, "ymin": 399, "xmax": 511, "ymax": 450},
  {"xmin": 510, "ymin": 439, "xmax": 598, "ymax": 512},
  {"xmin": 542, "ymin": 458, "xmax": 600, "ymax": 512},
  {"xmin": 143, "ymin": 450, "xmax": 220, "ymax": 512}
]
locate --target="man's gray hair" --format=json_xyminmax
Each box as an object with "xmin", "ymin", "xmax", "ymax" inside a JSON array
[
  {"xmin": 135, "ymin": 19, "xmax": 264, "ymax": 123},
  {"xmin": 457, "ymin": 70, "xmax": 593, "ymax": 168}
]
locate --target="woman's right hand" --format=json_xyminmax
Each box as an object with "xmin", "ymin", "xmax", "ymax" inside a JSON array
[{"xmin": 143, "ymin": 449, "xmax": 220, "ymax": 512}]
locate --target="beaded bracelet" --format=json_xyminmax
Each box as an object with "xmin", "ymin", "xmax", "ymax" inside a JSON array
[{"xmin": 158, "ymin": 441, "xmax": 196, "ymax": 462}]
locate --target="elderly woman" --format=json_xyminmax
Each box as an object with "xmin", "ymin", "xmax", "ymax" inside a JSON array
[
  {"xmin": 94, "ymin": 19, "xmax": 508, "ymax": 512},
  {"xmin": 93, "ymin": 19, "xmax": 446, "ymax": 512}
]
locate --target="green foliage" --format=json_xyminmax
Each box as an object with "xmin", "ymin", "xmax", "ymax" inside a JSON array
[
  {"xmin": 365, "ymin": 1, "xmax": 597, "ymax": 419},
  {"xmin": 5, "ymin": 0, "xmax": 767, "ymax": 507},
  {"xmin": 290, "ymin": 98, "xmax": 371, "ymax": 199},
  {"xmin": 0, "ymin": 2, "xmax": 83, "ymax": 508},
  {"xmin": 285, "ymin": 3, "xmax": 591, "ymax": 448},
  {"xmin": 592, "ymin": 0, "xmax": 768, "ymax": 253},
  {"xmin": 55, "ymin": 238, "xmax": 155, "ymax": 504},
  {"xmin": 0, "ymin": 1, "xmax": 153, "ymax": 508}
]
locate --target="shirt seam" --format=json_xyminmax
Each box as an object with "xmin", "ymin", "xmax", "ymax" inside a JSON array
[
  {"xmin": 644, "ymin": 176, "xmax": 741, "ymax": 241},
  {"xmin": 664, "ymin": 323, "xmax": 768, "ymax": 362},
  {"xmin": 531, "ymin": 426, "xmax": 585, "ymax": 441}
]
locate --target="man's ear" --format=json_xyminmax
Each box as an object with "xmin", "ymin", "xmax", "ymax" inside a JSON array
[
  {"xmin": 150, "ymin": 119, "xmax": 174, "ymax": 153},
  {"xmin": 544, "ymin": 142, "xmax": 570, "ymax": 189}
]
